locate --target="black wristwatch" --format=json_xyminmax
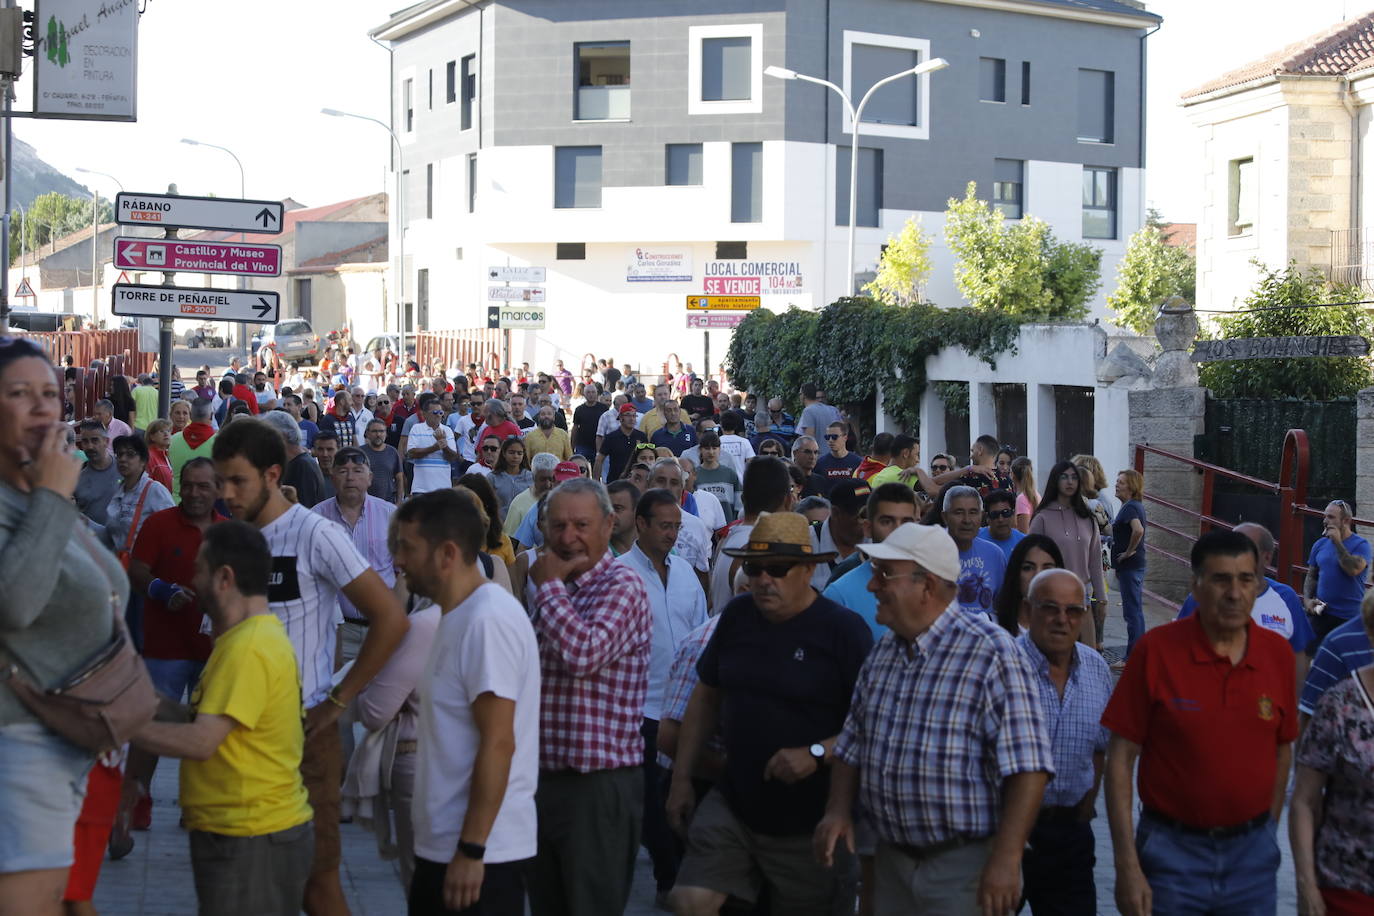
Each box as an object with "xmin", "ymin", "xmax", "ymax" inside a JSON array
[
  {"xmin": 809, "ymin": 742, "xmax": 826, "ymax": 763},
  {"xmin": 457, "ymin": 840, "xmax": 486, "ymax": 861}
]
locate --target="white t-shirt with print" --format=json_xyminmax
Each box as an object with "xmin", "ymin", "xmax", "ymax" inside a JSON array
[{"xmin": 406, "ymin": 422, "xmax": 456, "ymax": 495}]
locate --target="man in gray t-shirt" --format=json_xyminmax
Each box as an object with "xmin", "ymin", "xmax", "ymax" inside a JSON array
[
  {"xmin": 797, "ymin": 383, "xmax": 842, "ymax": 440},
  {"xmin": 75, "ymin": 421, "xmax": 121, "ymax": 524}
]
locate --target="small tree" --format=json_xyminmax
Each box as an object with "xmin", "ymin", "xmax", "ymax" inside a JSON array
[
  {"xmin": 863, "ymin": 216, "xmax": 933, "ymax": 306},
  {"xmin": 1108, "ymin": 225, "xmax": 1198, "ymax": 334},
  {"xmin": 1198, "ymin": 262, "xmax": 1373, "ymax": 400}
]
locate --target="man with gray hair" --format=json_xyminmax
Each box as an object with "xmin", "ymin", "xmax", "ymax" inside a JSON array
[
  {"xmin": 943, "ymin": 484, "xmax": 1006, "ymax": 619},
  {"xmin": 527, "ymin": 477, "xmax": 653, "ymax": 915},
  {"xmin": 1302, "ymin": 498, "xmax": 1371, "ymax": 649},
  {"xmin": 263, "ymin": 410, "xmax": 327, "ymax": 508},
  {"xmin": 504, "ymin": 452, "xmax": 560, "ymax": 540},
  {"xmin": 93, "ymin": 397, "xmax": 133, "ymax": 440},
  {"xmin": 170, "ymin": 398, "xmax": 218, "ymax": 502}
]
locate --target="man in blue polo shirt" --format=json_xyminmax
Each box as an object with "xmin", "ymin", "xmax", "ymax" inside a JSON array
[
  {"xmin": 822, "ymin": 482, "xmax": 920, "ymax": 639},
  {"xmin": 1178, "ymin": 522, "xmax": 1315, "ymax": 685},
  {"xmin": 650, "ymin": 400, "xmax": 697, "ymax": 456},
  {"xmin": 1303, "ymin": 499, "xmax": 1370, "ymax": 648}
]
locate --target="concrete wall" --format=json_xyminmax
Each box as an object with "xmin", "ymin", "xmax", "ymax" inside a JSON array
[
  {"xmin": 1127, "ymin": 385, "xmax": 1205, "ymax": 601},
  {"xmin": 295, "ymin": 222, "xmax": 387, "ymax": 266}
]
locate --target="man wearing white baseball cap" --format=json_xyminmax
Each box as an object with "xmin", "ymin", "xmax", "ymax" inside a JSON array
[{"xmin": 814, "ymin": 522, "xmax": 1054, "ymax": 916}]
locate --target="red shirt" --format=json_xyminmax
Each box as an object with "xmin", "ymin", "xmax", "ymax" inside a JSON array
[
  {"xmin": 476, "ymin": 420, "xmax": 523, "ymax": 445},
  {"xmin": 231, "ymin": 383, "xmax": 259, "ymax": 414},
  {"xmin": 1101, "ymin": 614, "xmax": 1297, "ymax": 828},
  {"xmin": 147, "ymin": 448, "xmax": 173, "ymax": 492},
  {"xmin": 131, "ymin": 506, "xmax": 223, "ymax": 661}
]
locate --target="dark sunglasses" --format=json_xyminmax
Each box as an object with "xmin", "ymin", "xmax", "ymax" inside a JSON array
[
  {"xmin": 986, "ymin": 508, "xmax": 1014, "ymax": 519},
  {"xmin": 931, "ymin": 464, "xmax": 950, "ymax": 473},
  {"xmin": 743, "ymin": 561, "xmax": 800, "ymax": 579},
  {"xmin": 824, "ymin": 434, "xmax": 841, "ymax": 441},
  {"xmin": 634, "ymin": 443, "xmax": 658, "ymax": 452},
  {"xmin": 335, "ymin": 451, "xmax": 370, "ymax": 466},
  {"xmin": 482, "ymin": 444, "xmax": 500, "ymax": 452}
]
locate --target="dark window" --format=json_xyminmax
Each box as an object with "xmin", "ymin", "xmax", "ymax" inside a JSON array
[
  {"xmin": 575, "ymin": 41, "xmax": 631, "ymax": 119},
  {"xmin": 1020, "ymin": 61, "xmax": 1031, "ymax": 105},
  {"xmin": 1082, "ymin": 166, "xmax": 1116, "ymax": 239},
  {"xmin": 715, "ymin": 241, "xmax": 748, "ymax": 259},
  {"xmin": 467, "ymin": 153, "xmax": 477, "ymax": 213},
  {"xmin": 1077, "ymin": 69, "xmax": 1114, "ymax": 143},
  {"xmin": 403, "ymin": 79, "xmax": 413, "ymax": 132},
  {"xmin": 731, "ymin": 142, "xmax": 762, "ymax": 223},
  {"xmin": 425, "ymin": 164, "xmax": 434, "ymax": 219},
  {"xmin": 460, "ymin": 55, "xmax": 476, "ymax": 131},
  {"xmin": 835, "ymin": 147, "xmax": 883, "ymax": 227},
  {"xmin": 294, "ymin": 278, "xmax": 312, "ymax": 323},
  {"xmin": 993, "ymin": 158, "xmax": 1023, "ymax": 219},
  {"xmin": 556, "ymin": 242, "xmax": 586, "ymax": 260},
  {"xmin": 702, "ymin": 36, "xmax": 752, "ymax": 101},
  {"xmin": 666, "ymin": 143, "xmax": 704, "ymax": 186},
  {"xmin": 851, "ymin": 44, "xmax": 920, "ymax": 126},
  {"xmin": 427, "ymin": 69, "xmax": 433, "ymax": 109},
  {"xmin": 446, "ymin": 61, "xmax": 456, "ymax": 104},
  {"xmin": 979, "ymin": 57, "xmax": 1006, "ymax": 103},
  {"xmin": 554, "ymin": 146, "xmax": 602, "ymax": 209}
]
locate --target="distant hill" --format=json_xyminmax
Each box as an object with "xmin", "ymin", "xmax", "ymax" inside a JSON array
[{"xmin": 8, "ymin": 134, "xmax": 93, "ymax": 210}]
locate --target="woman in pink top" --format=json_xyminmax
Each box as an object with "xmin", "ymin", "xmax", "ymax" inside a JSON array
[
  {"xmin": 1011, "ymin": 456, "xmax": 1039, "ymax": 534},
  {"xmin": 1028, "ymin": 460, "xmax": 1106, "ymax": 648}
]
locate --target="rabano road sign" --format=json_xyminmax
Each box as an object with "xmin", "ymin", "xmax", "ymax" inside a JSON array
[
  {"xmin": 114, "ymin": 239, "xmax": 283, "ymax": 277},
  {"xmin": 114, "ymin": 192, "xmax": 284, "ymax": 235},
  {"xmin": 488, "ymin": 266, "xmax": 546, "ymax": 283},
  {"xmin": 112, "ymin": 284, "xmax": 280, "ymax": 324},
  {"xmin": 686, "ymin": 295, "xmax": 761, "ymax": 311}
]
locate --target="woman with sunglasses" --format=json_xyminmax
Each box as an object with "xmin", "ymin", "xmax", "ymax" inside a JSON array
[
  {"xmin": 756, "ymin": 439, "xmax": 785, "ymax": 459},
  {"xmin": 1029, "ymin": 461, "xmax": 1106, "ymax": 648},
  {"xmin": 490, "ymin": 437, "xmax": 532, "ymax": 520}
]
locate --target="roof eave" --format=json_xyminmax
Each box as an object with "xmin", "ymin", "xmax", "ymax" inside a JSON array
[
  {"xmin": 1183, "ymin": 71, "xmax": 1347, "ymax": 106},
  {"xmin": 925, "ymin": 0, "xmax": 1160, "ymax": 29},
  {"xmin": 371, "ymin": 0, "xmax": 481, "ymax": 42}
]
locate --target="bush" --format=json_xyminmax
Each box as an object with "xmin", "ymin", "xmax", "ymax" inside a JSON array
[{"xmin": 1108, "ymin": 225, "xmax": 1197, "ymax": 334}]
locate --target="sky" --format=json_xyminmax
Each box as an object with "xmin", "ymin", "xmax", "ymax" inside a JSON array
[{"xmin": 10, "ymin": 0, "xmax": 1371, "ymax": 223}]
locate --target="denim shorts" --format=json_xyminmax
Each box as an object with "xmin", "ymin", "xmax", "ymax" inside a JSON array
[{"xmin": 0, "ymin": 722, "xmax": 95, "ymax": 873}]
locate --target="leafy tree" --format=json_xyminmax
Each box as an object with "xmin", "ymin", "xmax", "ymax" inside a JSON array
[
  {"xmin": 1198, "ymin": 262, "xmax": 1372, "ymax": 400},
  {"xmin": 863, "ymin": 216, "xmax": 933, "ymax": 306},
  {"xmin": 944, "ymin": 182, "xmax": 1100, "ymax": 321},
  {"xmin": 9, "ymin": 192, "xmax": 112, "ymax": 265},
  {"xmin": 1108, "ymin": 224, "xmax": 1198, "ymax": 334}
]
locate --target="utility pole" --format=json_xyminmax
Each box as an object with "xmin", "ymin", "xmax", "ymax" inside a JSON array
[{"xmin": 0, "ymin": 2, "xmax": 23, "ymax": 334}]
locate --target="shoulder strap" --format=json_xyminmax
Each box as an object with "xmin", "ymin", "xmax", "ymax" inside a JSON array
[{"xmin": 123, "ymin": 480, "xmax": 152, "ymax": 553}]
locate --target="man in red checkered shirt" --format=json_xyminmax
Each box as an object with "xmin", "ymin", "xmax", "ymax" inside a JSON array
[{"xmin": 526, "ymin": 477, "xmax": 652, "ymax": 916}]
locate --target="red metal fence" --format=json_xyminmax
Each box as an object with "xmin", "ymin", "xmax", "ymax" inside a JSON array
[
  {"xmin": 415, "ymin": 329, "xmax": 503, "ymax": 375},
  {"xmin": 25, "ymin": 329, "xmax": 155, "ymax": 378}
]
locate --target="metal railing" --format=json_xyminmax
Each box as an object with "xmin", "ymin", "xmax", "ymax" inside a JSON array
[{"xmin": 1330, "ymin": 227, "xmax": 1374, "ymax": 289}]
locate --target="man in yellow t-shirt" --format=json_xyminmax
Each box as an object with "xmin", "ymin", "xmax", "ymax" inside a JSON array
[
  {"xmin": 130, "ymin": 520, "xmax": 313, "ymax": 916},
  {"xmin": 132, "ymin": 374, "xmax": 159, "ymax": 430},
  {"xmin": 866, "ymin": 434, "xmax": 938, "ymax": 496}
]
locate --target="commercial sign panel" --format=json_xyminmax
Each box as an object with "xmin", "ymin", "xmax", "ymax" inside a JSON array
[
  {"xmin": 112, "ymin": 284, "xmax": 280, "ymax": 323},
  {"xmin": 686, "ymin": 295, "xmax": 761, "ymax": 311},
  {"xmin": 490, "ymin": 305, "xmax": 546, "ymax": 329},
  {"xmin": 489, "ymin": 286, "xmax": 546, "ymax": 302},
  {"xmin": 114, "ymin": 192, "xmax": 284, "ymax": 234},
  {"xmin": 488, "ymin": 266, "xmax": 546, "ymax": 283},
  {"xmin": 702, "ymin": 259, "xmax": 805, "ymax": 295},
  {"xmin": 627, "ymin": 247, "xmax": 693, "ymax": 282},
  {"xmin": 33, "ymin": 0, "xmax": 138, "ymax": 121},
  {"xmin": 114, "ymin": 238, "xmax": 282, "ymax": 277},
  {"xmin": 686, "ymin": 313, "xmax": 745, "ymax": 329}
]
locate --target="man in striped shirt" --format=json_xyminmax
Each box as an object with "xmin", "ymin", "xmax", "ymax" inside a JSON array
[
  {"xmin": 212, "ymin": 419, "xmax": 409, "ymax": 916},
  {"xmin": 526, "ymin": 478, "xmax": 652, "ymax": 916},
  {"xmin": 406, "ymin": 401, "xmax": 458, "ymax": 496}
]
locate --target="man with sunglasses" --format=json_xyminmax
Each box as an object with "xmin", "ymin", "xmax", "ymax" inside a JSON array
[
  {"xmin": 406, "ymin": 400, "xmax": 458, "ymax": 496},
  {"xmin": 668, "ymin": 512, "xmax": 873, "ymax": 915},
  {"xmin": 977, "ymin": 490, "xmax": 1025, "ymax": 561},
  {"xmin": 814, "ymin": 421, "xmax": 862, "ymax": 496}
]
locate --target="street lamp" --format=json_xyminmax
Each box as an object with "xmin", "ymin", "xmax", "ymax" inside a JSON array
[
  {"xmin": 182, "ymin": 138, "xmax": 249, "ymax": 352},
  {"xmin": 321, "ymin": 107, "xmax": 407, "ymax": 362},
  {"xmin": 75, "ymin": 167, "xmax": 125, "ymax": 327},
  {"xmin": 766, "ymin": 57, "xmax": 949, "ymax": 296}
]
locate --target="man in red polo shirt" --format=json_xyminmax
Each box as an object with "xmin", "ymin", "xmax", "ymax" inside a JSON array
[{"xmin": 1103, "ymin": 529, "xmax": 1296, "ymax": 916}]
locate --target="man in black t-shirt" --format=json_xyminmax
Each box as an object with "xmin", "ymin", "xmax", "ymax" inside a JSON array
[
  {"xmin": 594, "ymin": 404, "xmax": 648, "ymax": 482},
  {"xmin": 666, "ymin": 512, "xmax": 873, "ymax": 914},
  {"xmin": 680, "ymin": 377, "xmax": 715, "ymax": 423},
  {"xmin": 571, "ymin": 381, "xmax": 609, "ymax": 461}
]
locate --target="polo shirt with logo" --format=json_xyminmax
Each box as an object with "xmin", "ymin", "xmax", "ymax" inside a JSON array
[{"xmin": 1101, "ymin": 614, "xmax": 1297, "ymax": 829}]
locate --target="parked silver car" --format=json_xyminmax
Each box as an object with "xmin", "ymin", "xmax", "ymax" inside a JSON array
[{"xmin": 254, "ymin": 318, "xmax": 320, "ymax": 365}]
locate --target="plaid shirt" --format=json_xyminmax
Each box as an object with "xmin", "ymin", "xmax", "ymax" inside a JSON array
[
  {"xmin": 312, "ymin": 494, "xmax": 396, "ymax": 623},
  {"xmin": 658, "ymin": 615, "xmax": 723, "ymax": 768},
  {"xmin": 532, "ymin": 553, "xmax": 651, "ymax": 772},
  {"xmin": 835, "ymin": 604, "xmax": 1054, "ymax": 847},
  {"xmin": 1015, "ymin": 634, "xmax": 1112, "ymax": 807}
]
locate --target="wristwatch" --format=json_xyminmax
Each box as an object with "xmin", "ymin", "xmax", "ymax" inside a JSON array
[
  {"xmin": 457, "ymin": 839, "xmax": 486, "ymax": 861},
  {"xmin": 809, "ymin": 742, "xmax": 826, "ymax": 763}
]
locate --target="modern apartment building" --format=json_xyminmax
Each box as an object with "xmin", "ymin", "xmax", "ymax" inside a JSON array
[{"xmin": 370, "ymin": 0, "xmax": 1160, "ymax": 373}]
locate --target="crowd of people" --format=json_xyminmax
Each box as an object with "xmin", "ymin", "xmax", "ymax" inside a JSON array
[{"xmin": 1, "ymin": 334, "xmax": 1372, "ymax": 916}]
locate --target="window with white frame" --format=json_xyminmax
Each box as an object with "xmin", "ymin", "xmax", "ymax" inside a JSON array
[
  {"xmin": 1082, "ymin": 166, "xmax": 1116, "ymax": 239},
  {"xmin": 402, "ymin": 78, "xmax": 414, "ymax": 133},
  {"xmin": 842, "ymin": 31, "xmax": 932, "ymax": 140},
  {"xmin": 687, "ymin": 24, "xmax": 763, "ymax": 115},
  {"xmin": 1228, "ymin": 157, "xmax": 1256, "ymax": 236}
]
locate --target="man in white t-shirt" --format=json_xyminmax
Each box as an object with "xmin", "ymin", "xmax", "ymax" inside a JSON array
[
  {"xmin": 211, "ymin": 418, "xmax": 409, "ymax": 916},
  {"xmin": 647, "ymin": 458, "xmax": 711, "ymax": 593},
  {"xmin": 407, "ymin": 401, "xmax": 459, "ymax": 495},
  {"xmin": 394, "ymin": 489, "xmax": 540, "ymax": 915},
  {"xmin": 679, "ymin": 457, "xmax": 725, "ymax": 533},
  {"xmin": 708, "ymin": 456, "xmax": 795, "ymax": 613}
]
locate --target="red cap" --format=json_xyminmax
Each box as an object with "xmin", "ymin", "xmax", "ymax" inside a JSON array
[
  {"xmin": 554, "ymin": 461, "xmax": 581, "ymax": 481},
  {"xmin": 618, "ymin": 403, "xmax": 638, "ymax": 415}
]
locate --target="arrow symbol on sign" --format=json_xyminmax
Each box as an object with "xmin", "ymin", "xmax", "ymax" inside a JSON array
[
  {"xmin": 118, "ymin": 240, "xmax": 144, "ymax": 266},
  {"xmin": 255, "ymin": 208, "xmax": 277, "ymax": 228},
  {"xmin": 254, "ymin": 297, "xmax": 273, "ymax": 318}
]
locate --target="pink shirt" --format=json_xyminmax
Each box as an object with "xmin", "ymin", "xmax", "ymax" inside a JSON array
[{"xmin": 354, "ymin": 605, "xmax": 441, "ymax": 741}]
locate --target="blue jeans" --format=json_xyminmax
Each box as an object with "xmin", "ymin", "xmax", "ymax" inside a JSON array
[
  {"xmin": 1117, "ymin": 566, "xmax": 1145, "ymax": 657},
  {"xmin": 145, "ymin": 658, "xmax": 206, "ymax": 703},
  {"xmin": 1136, "ymin": 813, "xmax": 1279, "ymax": 915}
]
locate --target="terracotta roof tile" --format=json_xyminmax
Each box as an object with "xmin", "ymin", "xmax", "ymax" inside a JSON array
[{"xmin": 1182, "ymin": 10, "xmax": 1374, "ymax": 99}]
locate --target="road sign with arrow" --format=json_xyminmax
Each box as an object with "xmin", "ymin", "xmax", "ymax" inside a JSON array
[
  {"xmin": 113, "ymin": 192, "xmax": 285, "ymax": 235},
  {"xmin": 114, "ymin": 238, "xmax": 283, "ymax": 277},
  {"xmin": 111, "ymin": 284, "xmax": 280, "ymax": 324}
]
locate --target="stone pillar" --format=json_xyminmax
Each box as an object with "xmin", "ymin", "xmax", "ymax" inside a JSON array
[
  {"xmin": 968, "ymin": 382, "xmax": 995, "ymax": 444},
  {"xmin": 1129, "ymin": 298, "xmax": 1206, "ymax": 603},
  {"xmin": 920, "ymin": 384, "xmax": 946, "ymax": 460},
  {"xmin": 1357, "ymin": 387, "xmax": 1374, "ymax": 518}
]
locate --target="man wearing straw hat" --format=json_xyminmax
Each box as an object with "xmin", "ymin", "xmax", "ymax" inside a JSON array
[{"xmin": 667, "ymin": 512, "xmax": 874, "ymax": 915}]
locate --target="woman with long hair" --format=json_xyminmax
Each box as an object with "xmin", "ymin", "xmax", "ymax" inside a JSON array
[
  {"xmin": 1072, "ymin": 453, "xmax": 1120, "ymax": 529},
  {"xmin": 455, "ymin": 473, "xmax": 516, "ymax": 566},
  {"xmin": 996, "ymin": 446, "xmax": 1016, "ymax": 477},
  {"xmin": 108, "ymin": 374, "xmax": 137, "ymax": 428},
  {"xmin": 1030, "ymin": 461, "xmax": 1106, "ymax": 647},
  {"xmin": 994, "ymin": 534, "xmax": 1066, "ymax": 636},
  {"xmin": 1112, "ymin": 469, "xmax": 1148, "ymax": 661},
  {"xmin": 1010, "ymin": 456, "xmax": 1039, "ymax": 535},
  {"xmin": 489, "ymin": 437, "xmax": 532, "ymax": 520}
]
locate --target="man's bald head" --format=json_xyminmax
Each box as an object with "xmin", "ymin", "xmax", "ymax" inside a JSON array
[
  {"xmin": 1232, "ymin": 522, "xmax": 1275, "ymax": 565},
  {"xmin": 1027, "ymin": 567, "xmax": 1086, "ymax": 604}
]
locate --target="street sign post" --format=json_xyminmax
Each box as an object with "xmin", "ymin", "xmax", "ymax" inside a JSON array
[
  {"xmin": 489, "ymin": 286, "xmax": 546, "ymax": 302},
  {"xmin": 488, "ymin": 266, "xmax": 546, "ymax": 283},
  {"xmin": 113, "ymin": 192, "xmax": 285, "ymax": 234},
  {"xmin": 686, "ymin": 313, "xmax": 746, "ymax": 329},
  {"xmin": 1190, "ymin": 335, "xmax": 1370, "ymax": 362},
  {"xmin": 486, "ymin": 304, "xmax": 546, "ymax": 330},
  {"xmin": 111, "ymin": 284, "xmax": 280, "ymax": 324},
  {"xmin": 686, "ymin": 295, "xmax": 761, "ymax": 311},
  {"xmin": 114, "ymin": 238, "xmax": 283, "ymax": 277}
]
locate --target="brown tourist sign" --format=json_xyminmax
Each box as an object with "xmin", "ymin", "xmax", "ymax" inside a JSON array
[{"xmin": 1190, "ymin": 335, "xmax": 1370, "ymax": 362}]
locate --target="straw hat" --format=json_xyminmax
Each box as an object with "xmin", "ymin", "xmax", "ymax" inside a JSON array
[{"xmin": 722, "ymin": 512, "xmax": 837, "ymax": 562}]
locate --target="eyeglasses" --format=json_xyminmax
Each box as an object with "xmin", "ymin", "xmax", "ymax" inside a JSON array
[
  {"xmin": 794, "ymin": 448, "xmax": 819, "ymax": 455},
  {"xmin": 987, "ymin": 508, "xmax": 1015, "ymax": 519},
  {"xmin": 743, "ymin": 561, "xmax": 801, "ymax": 579},
  {"xmin": 1032, "ymin": 601, "xmax": 1087, "ymax": 618},
  {"xmin": 482, "ymin": 444, "xmax": 500, "ymax": 452},
  {"xmin": 872, "ymin": 566, "xmax": 923, "ymax": 583},
  {"xmin": 824, "ymin": 434, "xmax": 840, "ymax": 441}
]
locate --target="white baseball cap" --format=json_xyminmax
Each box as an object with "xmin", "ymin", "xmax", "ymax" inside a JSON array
[{"xmin": 858, "ymin": 522, "xmax": 961, "ymax": 583}]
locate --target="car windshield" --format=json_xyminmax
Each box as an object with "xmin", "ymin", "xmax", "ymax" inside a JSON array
[{"xmin": 276, "ymin": 320, "xmax": 311, "ymax": 336}]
